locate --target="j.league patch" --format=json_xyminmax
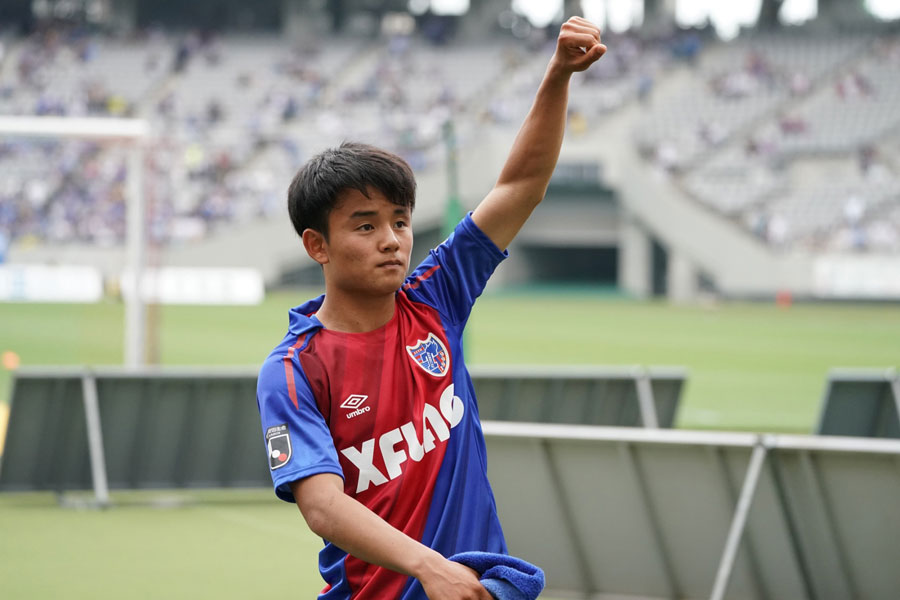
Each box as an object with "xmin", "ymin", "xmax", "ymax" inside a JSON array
[{"xmin": 266, "ymin": 423, "xmax": 292, "ymax": 470}]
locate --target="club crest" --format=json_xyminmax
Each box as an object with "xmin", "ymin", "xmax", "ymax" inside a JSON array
[{"xmin": 406, "ymin": 333, "xmax": 449, "ymax": 377}]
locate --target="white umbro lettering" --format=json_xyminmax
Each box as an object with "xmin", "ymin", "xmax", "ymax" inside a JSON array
[
  {"xmin": 340, "ymin": 384, "xmax": 463, "ymax": 493},
  {"xmin": 346, "ymin": 405, "xmax": 370, "ymax": 419}
]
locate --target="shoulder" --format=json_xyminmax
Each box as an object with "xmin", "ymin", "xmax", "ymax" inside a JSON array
[
  {"xmin": 257, "ymin": 330, "xmax": 317, "ymax": 393},
  {"xmin": 406, "ymin": 214, "xmax": 506, "ymax": 282}
]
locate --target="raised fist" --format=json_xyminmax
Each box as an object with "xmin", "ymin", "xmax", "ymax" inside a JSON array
[{"xmin": 550, "ymin": 16, "xmax": 607, "ymax": 75}]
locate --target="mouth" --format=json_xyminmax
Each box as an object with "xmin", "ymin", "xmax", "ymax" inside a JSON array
[{"xmin": 378, "ymin": 259, "xmax": 405, "ymax": 268}]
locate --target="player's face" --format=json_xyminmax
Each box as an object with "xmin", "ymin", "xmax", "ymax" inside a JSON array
[{"xmin": 320, "ymin": 187, "xmax": 413, "ymax": 297}]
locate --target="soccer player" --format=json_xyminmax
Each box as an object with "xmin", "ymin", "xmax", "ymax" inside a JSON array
[{"xmin": 257, "ymin": 17, "xmax": 606, "ymax": 600}]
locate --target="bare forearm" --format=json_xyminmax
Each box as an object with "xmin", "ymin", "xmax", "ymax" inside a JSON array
[
  {"xmin": 293, "ymin": 475, "xmax": 490, "ymax": 599},
  {"xmin": 472, "ymin": 17, "xmax": 606, "ymax": 250},
  {"xmin": 470, "ymin": 70, "xmax": 571, "ymax": 251},
  {"xmin": 304, "ymin": 486, "xmax": 438, "ymax": 577},
  {"xmin": 495, "ymin": 68, "xmax": 572, "ymax": 198}
]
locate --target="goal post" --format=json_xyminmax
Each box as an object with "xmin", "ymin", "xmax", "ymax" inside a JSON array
[{"xmin": 0, "ymin": 115, "xmax": 150, "ymax": 367}]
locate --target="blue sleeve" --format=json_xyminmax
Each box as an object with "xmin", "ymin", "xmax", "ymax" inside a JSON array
[
  {"xmin": 256, "ymin": 349, "xmax": 343, "ymax": 503},
  {"xmin": 404, "ymin": 213, "xmax": 508, "ymax": 324}
]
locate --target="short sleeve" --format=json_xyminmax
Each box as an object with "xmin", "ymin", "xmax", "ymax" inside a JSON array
[
  {"xmin": 256, "ymin": 349, "xmax": 343, "ymax": 503},
  {"xmin": 403, "ymin": 213, "xmax": 507, "ymax": 324}
]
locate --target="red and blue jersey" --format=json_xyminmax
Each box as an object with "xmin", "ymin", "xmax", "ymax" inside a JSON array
[{"xmin": 256, "ymin": 214, "xmax": 509, "ymax": 599}]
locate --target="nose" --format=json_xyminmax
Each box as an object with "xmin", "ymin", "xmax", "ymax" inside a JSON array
[{"xmin": 380, "ymin": 227, "xmax": 400, "ymax": 252}]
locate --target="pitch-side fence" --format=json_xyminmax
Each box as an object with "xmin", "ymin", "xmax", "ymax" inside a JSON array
[
  {"xmin": 472, "ymin": 365, "xmax": 684, "ymax": 428},
  {"xmin": 0, "ymin": 365, "xmax": 685, "ymax": 502},
  {"xmin": 485, "ymin": 422, "xmax": 900, "ymax": 600},
  {"xmin": 816, "ymin": 367, "xmax": 900, "ymax": 438},
  {"xmin": 2, "ymin": 367, "xmax": 899, "ymax": 599}
]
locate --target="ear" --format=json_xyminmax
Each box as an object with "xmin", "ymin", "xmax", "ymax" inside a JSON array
[{"xmin": 302, "ymin": 229, "xmax": 329, "ymax": 265}]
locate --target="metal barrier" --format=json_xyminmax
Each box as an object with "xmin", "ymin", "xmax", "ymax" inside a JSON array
[
  {"xmin": 0, "ymin": 367, "xmax": 265, "ymax": 503},
  {"xmin": 816, "ymin": 368, "xmax": 900, "ymax": 438},
  {"xmin": 3, "ymin": 367, "xmax": 899, "ymax": 599},
  {"xmin": 471, "ymin": 365, "xmax": 685, "ymax": 428},
  {"xmin": 483, "ymin": 422, "xmax": 900, "ymax": 600},
  {"xmin": 0, "ymin": 365, "xmax": 685, "ymax": 502}
]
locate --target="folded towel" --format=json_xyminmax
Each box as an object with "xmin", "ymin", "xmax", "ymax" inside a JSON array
[{"xmin": 449, "ymin": 552, "xmax": 545, "ymax": 600}]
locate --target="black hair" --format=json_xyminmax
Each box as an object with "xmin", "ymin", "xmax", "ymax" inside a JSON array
[{"xmin": 287, "ymin": 142, "xmax": 417, "ymax": 240}]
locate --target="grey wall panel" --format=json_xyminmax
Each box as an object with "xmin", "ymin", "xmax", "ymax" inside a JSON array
[
  {"xmin": 483, "ymin": 436, "xmax": 585, "ymax": 593},
  {"xmin": 772, "ymin": 447, "xmax": 900, "ymax": 599},
  {"xmin": 471, "ymin": 366, "xmax": 685, "ymax": 428},
  {"xmin": 632, "ymin": 444, "xmax": 745, "ymax": 598},
  {"xmin": 652, "ymin": 376, "xmax": 684, "ymax": 428},
  {"xmin": 101, "ymin": 378, "xmax": 190, "ymax": 488},
  {"xmin": 94, "ymin": 375, "xmax": 268, "ymax": 490},
  {"xmin": 545, "ymin": 439, "xmax": 674, "ymax": 597},
  {"xmin": 0, "ymin": 376, "xmax": 92, "ymax": 492},
  {"xmin": 485, "ymin": 426, "xmax": 763, "ymax": 600},
  {"xmin": 1, "ymin": 369, "xmax": 269, "ymax": 493},
  {"xmin": 764, "ymin": 449, "xmax": 849, "ymax": 599},
  {"xmin": 474, "ymin": 376, "xmax": 641, "ymax": 426},
  {"xmin": 484, "ymin": 423, "xmax": 900, "ymax": 600},
  {"xmin": 729, "ymin": 450, "xmax": 807, "ymax": 600},
  {"xmin": 816, "ymin": 369, "xmax": 899, "ymax": 438},
  {"xmin": 202, "ymin": 377, "xmax": 270, "ymax": 487}
]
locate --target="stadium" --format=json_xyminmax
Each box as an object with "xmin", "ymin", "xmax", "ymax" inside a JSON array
[{"xmin": 0, "ymin": 1, "xmax": 898, "ymax": 599}]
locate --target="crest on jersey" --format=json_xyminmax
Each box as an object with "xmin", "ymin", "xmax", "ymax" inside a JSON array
[
  {"xmin": 266, "ymin": 423, "xmax": 292, "ymax": 470},
  {"xmin": 406, "ymin": 332, "xmax": 449, "ymax": 377}
]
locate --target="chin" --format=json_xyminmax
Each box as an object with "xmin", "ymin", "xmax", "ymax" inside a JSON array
[
  {"xmin": 388, "ymin": 273, "xmax": 409, "ymax": 291},
  {"xmin": 363, "ymin": 276, "xmax": 405, "ymax": 297}
]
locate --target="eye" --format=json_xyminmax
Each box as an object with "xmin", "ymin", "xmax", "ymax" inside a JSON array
[
  {"xmin": 394, "ymin": 219, "xmax": 409, "ymax": 229},
  {"xmin": 357, "ymin": 223, "xmax": 374, "ymax": 231}
]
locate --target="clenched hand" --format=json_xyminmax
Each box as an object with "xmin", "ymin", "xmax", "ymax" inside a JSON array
[{"xmin": 548, "ymin": 16, "xmax": 607, "ymax": 76}]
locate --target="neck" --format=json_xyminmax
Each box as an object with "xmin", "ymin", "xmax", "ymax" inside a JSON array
[{"xmin": 315, "ymin": 287, "xmax": 396, "ymax": 333}]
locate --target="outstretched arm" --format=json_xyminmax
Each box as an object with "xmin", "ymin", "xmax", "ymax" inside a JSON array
[{"xmin": 471, "ymin": 17, "xmax": 606, "ymax": 251}]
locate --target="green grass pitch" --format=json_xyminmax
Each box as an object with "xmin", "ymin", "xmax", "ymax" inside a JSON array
[
  {"xmin": 1, "ymin": 288, "xmax": 897, "ymax": 432},
  {"xmin": 0, "ymin": 289, "xmax": 898, "ymax": 598},
  {"xmin": 0, "ymin": 489, "xmax": 324, "ymax": 599}
]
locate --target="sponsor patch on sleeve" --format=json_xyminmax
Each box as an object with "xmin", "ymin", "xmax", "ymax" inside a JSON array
[{"xmin": 266, "ymin": 423, "xmax": 292, "ymax": 470}]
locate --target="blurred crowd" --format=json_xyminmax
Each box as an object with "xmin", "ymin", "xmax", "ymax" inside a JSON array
[
  {"xmin": 0, "ymin": 23, "xmax": 897, "ymax": 256},
  {"xmin": 639, "ymin": 32, "xmax": 900, "ymax": 253}
]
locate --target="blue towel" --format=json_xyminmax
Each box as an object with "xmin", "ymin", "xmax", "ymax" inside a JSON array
[{"xmin": 449, "ymin": 552, "xmax": 545, "ymax": 600}]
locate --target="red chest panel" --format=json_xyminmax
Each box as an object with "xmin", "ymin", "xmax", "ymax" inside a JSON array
[{"xmin": 298, "ymin": 295, "xmax": 455, "ymax": 503}]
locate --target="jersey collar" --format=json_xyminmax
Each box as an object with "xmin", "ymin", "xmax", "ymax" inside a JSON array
[{"xmin": 287, "ymin": 294, "xmax": 326, "ymax": 335}]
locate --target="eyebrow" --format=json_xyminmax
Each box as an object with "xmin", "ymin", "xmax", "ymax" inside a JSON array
[{"xmin": 349, "ymin": 207, "xmax": 410, "ymax": 219}]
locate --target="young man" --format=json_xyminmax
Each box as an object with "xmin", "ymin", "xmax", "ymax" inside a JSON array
[{"xmin": 257, "ymin": 17, "xmax": 606, "ymax": 600}]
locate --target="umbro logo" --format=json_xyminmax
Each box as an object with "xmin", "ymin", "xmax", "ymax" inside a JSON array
[{"xmin": 341, "ymin": 394, "xmax": 370, "ymax": 419}]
